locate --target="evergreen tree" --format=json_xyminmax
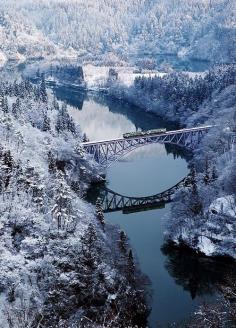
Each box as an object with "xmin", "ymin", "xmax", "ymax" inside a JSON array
[
  {"xmin": 203, "ymin": 157, "xmax": 210, "ymax": 185},
  {"xmin": 67, "ymin": 117, "xmax": 76, "ymax": 134},
  {"xmin": 39, "ymin": 75, "xmax": 48, "ymax": 103},
  {"xmin": 48, "ymin": 151, "xmax": 57, "ymax": 174},
  {"xmin": 30, "ymin": 172, "xmax": 45, "ymax": 210},
  {"xmin": 96, "ymin": 198, "xmax": 105, "ymax": 230},
  {"xmin": 2, "ymin": 97, "xmax": 9, "ymax": 114},
  {"xmin": 119, "ymin": 230, "xmax": 127, "ymax": 253},
  {"xmin": 42, "ymin": 114, "xmax": 51, "ymax": 132},
  {"xmin": 80, "ymin": 223, "xmax": 99, "ymax": 270},
  {"xmin": 186, "ymin": 165, "xmax": 203, "ymax": 217},
  {"xmin": 190, "ymin": 179, "xmax": 203, "ymax": 216},
  {"xmin": 127, "ymin": 249, "xmax": 135, "ymax": 282},
  {"xmin": 78, "ymin": 223, "xmax": 102, "ymax": 304},
  {"xmin": 82, "ymin": 133, "xmax": 89, "ymax": 142},
  {"xmin": 52, "ymin": 95, "xmax": 60, "ymax": 111},
  {"xmin": 12, "ymin": 98, "xmax": 21, "ymax": 118},
  {"xmin": 211, "ymin": 165, "xmax": 218, "ymax": 181},
  {"xmin": 51, "ymin": 171, "xmax": 74, "ymax": 230},
  {"xmin": 3, "ymin": 150, "xmax": 14, "ymax": 171}
]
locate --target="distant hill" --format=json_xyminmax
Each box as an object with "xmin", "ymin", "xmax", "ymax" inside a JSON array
[{"xmin": 0, "ymin": 0, "xmax": 235, "ymax": 64}]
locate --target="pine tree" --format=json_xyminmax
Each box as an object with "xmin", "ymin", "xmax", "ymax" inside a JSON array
[
  {"xmin": 187, "ymin": 165, "xmax": 203, "ymax": 216},
  {"xmin": 39, "ymin": 75, "xmax": 48, "ymax": 103},
  {"xmin": 52, "ymin": 95, "xmax": 60, "ymax": 111},
  {"xmin": 2, "ymin": 97, "xmax": 9, "ymax": 114},
  {"xmin": 203, "ymin": 157, "xmax": 210, "ymax": 185},
  {"xmin": 3, "ymin": 150, "xmax": 14, "ymax": 171},
  {"xmin": 80, "ymin": 223, "xmax": 99, "ymax": 270},
  {"xmin": 30, "ymin": 173, "xmax": 45, "ymax": 210},
  {"xmin": 48, "ymin": 151, "xmax": 57, "ymax": 174},
  {"xmin": 42, "ymin": 114, "xmax": 51, "ymax": 132},
  {"xmin": 51, "ymin": 171, "xmax": 75, "ymax": 230},
  {"xmin": 78, "ymin": 223, "xmax": 102, "ymax": 304},
  {"xmin": 119, "ymin": 230, "xmax": 127, "ymax": 253},
  {"xmin": 96, "ymin": 198, "xmax": 105, "ymax": 230},
  {"xmin": 67, "ymin": 117, "xmax": 76, "ymax": 134},
  {"xmin": 127, "ymin": 249, "xmax": 135, "ymax": 282},
  {"xmin": 1, "ymin": 150, "xmax": 14, "ymax": 189},
  {"xmin": 70, "ymin": 180, "xmax": 80, "ymax": 195},
  {"xmin": 82, "ymin": 133, "xmax": 89, "ymax": 142},
  {"xmin": 211, "ymin": 165, "xmax": 218, "ymax": 181},
  {"xmin": 190, "ymin": 179, "xmax": 203, "ymax": 216},
  {"xmin": 12, "ymin": 98, "xmax": 21, "ymax": 118}
]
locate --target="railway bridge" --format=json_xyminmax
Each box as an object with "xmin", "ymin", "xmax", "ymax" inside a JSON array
[
  {"xmin": 99, "ymin": 176, "xmax": 189, "ymax": 214},
  {"xmin": 81, "ymin": 126, "xmax": 212, "ymax": 167}
]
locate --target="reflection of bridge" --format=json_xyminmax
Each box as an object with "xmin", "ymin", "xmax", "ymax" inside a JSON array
[
  {"xmin": 100, "ymin": 177, "xmax": 189, "ymax": 214},
  {"xmin": 82, "ymin": 126, "xmax": 212, "ymax": 167}
]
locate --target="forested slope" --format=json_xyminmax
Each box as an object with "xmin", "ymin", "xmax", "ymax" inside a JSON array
[
  {"xmin": 0, "ymin": 77, "xmax": 148, "ymax": 327},
  {"xmin": 0, "ymin": 0, "xmax": 235, "ymax": 64},
  {"xmin": 109, "ymin": 64, "xmax": 236, "ymax": 259}
]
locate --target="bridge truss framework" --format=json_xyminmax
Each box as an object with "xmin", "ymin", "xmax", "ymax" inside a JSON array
[
  {"xmin": 82, "ymin": 126, "xmax": 212, "ymax": 167},
  {"xmin": 100, "ymin": 176, "xmax": 189, "ymax": 213}
]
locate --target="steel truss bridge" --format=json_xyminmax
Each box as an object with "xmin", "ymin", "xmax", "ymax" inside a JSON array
[
  {"xmin": 100, "ymin": 177, "xmax": 189, "ymax": 214},
  {"xmin": 82, "ymin": 126, "xmax": 212, "ymax": 167}
]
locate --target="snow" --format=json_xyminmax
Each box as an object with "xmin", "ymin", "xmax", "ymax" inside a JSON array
[
  {"xmin": 198, "ymin": 236, "xmax": 215, "ymax": 256},
  {"xmin": 177, "ymin": 47, "xmax": 189, "ymax": 59},
  {"xmin": 209, "ymin": 196, "xmax": 236, "ymax": 218},
  {"xmin": 0, "ymin": 76, "xmax": 149, "ymax": 327},
  {"xmin": 0, "ymin": 0, "xmax": 234, "ymax": 66},
  {"xmin": 0, "ymin": 51, "xmax": 7, "ymax": 66},
  {"xmin": 83, "ymin": 64, "xmax": 204, "ymax": 89}
]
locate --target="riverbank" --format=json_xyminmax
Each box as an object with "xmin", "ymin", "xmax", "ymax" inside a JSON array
[
  {"xmin": 0, "ymin": 76, "xmax": 149, "ymax": 327},
  {"xmin": 2, "ymin": 60, "xmax": 235, "ymax": 326},
  {"xmin": 30, "ymin": 76, "xmax": 234, "ymax": 326},
  {"xmin": 107, "ymin": 64, "xmax": 236, "ymax": 260}
]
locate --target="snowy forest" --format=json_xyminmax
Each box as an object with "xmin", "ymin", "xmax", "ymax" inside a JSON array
[
  {"xmin": 0, "ymin": 0, "xmax": 235, "ymax": 64},
  {"xmin": 0, "ymin": 78, "xmax": 149, "ymax": 327},
  {"xmin": 108, "ymin": 63, "xmax": 236, "ymax": 325},
  {"xmin": 0, "ymin": 0, "xmax": 235, "ymax": 327},
  {"xmin": 109, "ymin": 64, "xmax": 236, "ymax": 257}
]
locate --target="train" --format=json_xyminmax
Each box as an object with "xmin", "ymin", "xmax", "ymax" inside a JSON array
[{"xmin": 123, "ymin": 128, "xmax": 167, "ymax": 139}]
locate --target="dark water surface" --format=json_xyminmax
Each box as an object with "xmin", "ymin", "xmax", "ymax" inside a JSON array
[
  {"xmin": 65, "ymin": 91, "xmax": 220, "ymax": 327},
  {"xmin": 129, "ymin": 53, "xmax": 211, "ymax": 72},
  {"xmin": 0, "ymin": 53, "xmax": 226, "ymax": 328},
  {"xmin": 16, "ymin": 58, "xmax": 223, "ymax": 327}
]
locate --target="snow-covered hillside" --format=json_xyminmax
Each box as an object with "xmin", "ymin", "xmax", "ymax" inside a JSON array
[
  {"xmin": 83, "ymin": 65, "xmax": 167, "ymax": 89},
  {"xmin": 0, "ymin": 76, "xmax": 148, "ymax": 327},
  {"xmin": 108, "ymin": 64, "xmax": 236, "ymax": 259},
  {"xmin": 0, "ymin": 5, "xmax": 77, "ymax": 63},
  {"xmin": 0, "ymin": 0, "xmax": 235, "ymax": 64}
]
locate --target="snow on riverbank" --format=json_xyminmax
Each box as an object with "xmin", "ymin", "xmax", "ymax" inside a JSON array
[
  {"xmin": 83, "ymin": 64, "xmax": 165, "ymax": 89},
  {"xmin": 195, "ymin": 195, "xmax": 236, "ymax": 258},
  {"xmin": 0, "ymin": 76, "xmax": 149, "ymax": 327},
  {"xmin": 83, "ymin": 64, "xmax": 205, "ymax": 90},
  {"xmin": 210, "ymin": 196, "xmax": 236, "ymax": 218}
]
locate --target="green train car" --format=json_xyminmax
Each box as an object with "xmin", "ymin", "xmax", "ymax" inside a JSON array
[{"xmin": 123, "ymin": 128, "xmax": 167, "ymax": 139}]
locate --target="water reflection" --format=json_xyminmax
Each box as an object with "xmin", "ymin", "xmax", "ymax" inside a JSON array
[
  {"xmin": 90, "ymin": 93, "xmax": 178, "ymax": 133},
  {"xmin": 161, "ymin": 243, "xmax": 235, "ymax": 300},
  {"xmin": 53, "ymin": 84, "xmax": 87, "ymax": 110},
  {"xmin": 66, "ymin": 91, "xmax": 179, "ymax": 142},
  {"xmin": 69, "ymin": 98, "xmax": 136, "ymax": 140},
  {"xmin": 56, "ymin": 89, "xmax": 209, "ymax": 326},
  {"xmin": 87, "ymin": 177, "xmax": 187, "ymax": 214},
  {"xmin": 129, "ymin": 54, "xmax": 211, "ymax": 72}
]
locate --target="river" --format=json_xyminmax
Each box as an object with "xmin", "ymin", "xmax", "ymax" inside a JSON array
[
  {"xmin": 18, "ymin": 58, "xmax": 224, "ymax": 327},
  {"xmin": 57, "ymin": 89, "xmax": 219, "ymax": 327}
]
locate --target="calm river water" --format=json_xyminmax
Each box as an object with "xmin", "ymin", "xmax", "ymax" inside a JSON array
[
  {"xmin": 8, "ymin": 56, "xmax": 226, "ymax": 327},
  {"xmin": 56, "ymin": 89, "xmax": 220, "ymax": 327}
]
